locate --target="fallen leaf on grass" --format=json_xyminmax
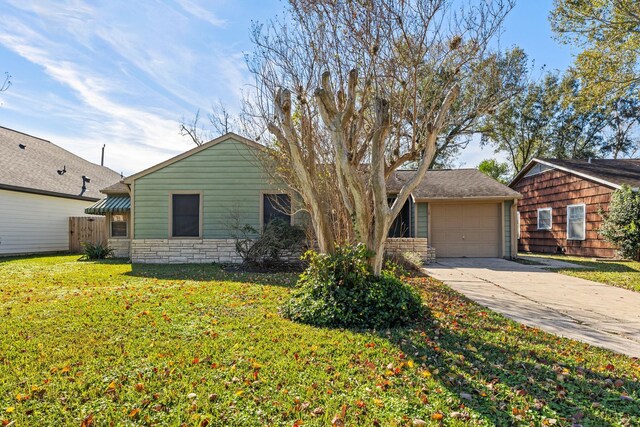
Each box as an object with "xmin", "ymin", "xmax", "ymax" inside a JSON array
[
  {"xmin": 80, "ymin": 413, "xmax": 94, "ymax": 427},
  {"xmin": 331, "ymin": 415, "xmax": 344, "ymax": 427}
]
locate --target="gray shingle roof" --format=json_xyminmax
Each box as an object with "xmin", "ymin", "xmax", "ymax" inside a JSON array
[
  {"xmin": 389, "ymin": 169, "xmax": 521, "ymax": 200},
  {"xmin": 534, "ymin": 158, "xmax": 640, "ymax": 189},
  {"xmin": 101, "ymin": 181, "xmax": 129, "ymax": 194},
  {"xmin": 0, "ymin": 126, "xmax": 122, "ymax": 201}
]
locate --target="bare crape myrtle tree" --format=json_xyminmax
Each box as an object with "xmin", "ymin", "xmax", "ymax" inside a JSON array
[{"xmin": 242, "ymin": 0, "xmax": 525, "ymax": 274}]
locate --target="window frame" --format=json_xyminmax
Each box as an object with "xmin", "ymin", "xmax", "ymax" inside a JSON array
[
  {"xmin": 110, "ymin": 213, "xmax": 128, "ymax": 238},
  {"xmin": 260, "ymin": 191, "xmax": 293, "ymax": 230},
  {"xmin": 566, "ymin": 203, "xmax": 586, "ymax": 241},
  {"xmin": 537, "ymin": 207, "xmax": 552, "ymax": 230},
  {"xmin": 168, "ymin": 191, "xmax": 203, "ymax": 239}
]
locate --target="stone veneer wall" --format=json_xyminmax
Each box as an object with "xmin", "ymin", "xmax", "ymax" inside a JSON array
[
  {"xmin": 108, "ymin": 239, "xmax": 131, "ymax": 258},
  {"xmin": 131, "ymin": 239, "xmax": 242, "ymax": 264},
  {"xmin": 129, "ymin": 238, "xmax": 436, "ymax": 264},
  {"xmin": 386, "ymin": 237, "xmax": 436, "ymax": 264}
]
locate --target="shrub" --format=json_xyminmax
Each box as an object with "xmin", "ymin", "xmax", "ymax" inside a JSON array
[
  {"xmin": 384, "ymin": 251, "xmax": 424, "ymax": 275},
  {"xmin": 600, "ymin": 185, "xmax": 640, "ymax": 259},
  {"xmin": 281, "ymin": 244, "xmax": 423, "ymax": 329},
  {"xmin": 81, "ymin": 242, "xmax": 114, "ymax": 260},
  {"xmin": 232, "ymin": 219, "xmax": 307, "ymax": 264}
]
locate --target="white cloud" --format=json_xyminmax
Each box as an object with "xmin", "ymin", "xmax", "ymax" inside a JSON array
[
  {"xmin": 0, "ymin": 1, "xmax": 251, "ymax": 174},
  {"xmin": 175, "ymin": 0, "xmax": 227, "ymax": 27}
]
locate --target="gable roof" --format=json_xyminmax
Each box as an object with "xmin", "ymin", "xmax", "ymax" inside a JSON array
[
  {"xmin": 123, "ymin": 132, "xmax": 264, "ymax": 184},
  {"xmin": 0, "ymin": 126, "xmax": 122, "ymax": 201},
  {"xmin": 510, "ymin": 158, "xmax": 640, "ymax": 190},
  {"xmin": 389, "ymin": 169, "xmax": 521, "ymax": 200}
]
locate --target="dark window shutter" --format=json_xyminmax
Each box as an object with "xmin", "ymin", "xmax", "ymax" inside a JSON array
[{"xmin": 172, "ymin": 194, "xmax": 200, "ymax": 237}]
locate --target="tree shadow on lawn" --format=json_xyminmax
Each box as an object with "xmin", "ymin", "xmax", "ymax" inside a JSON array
[
  {"xmin": 385, "ymin": 279, "xmax": 639, "ymax": 426},
  {"xmin": 126, "ymin": 262, "xmax": 299, "ymax": 288}
]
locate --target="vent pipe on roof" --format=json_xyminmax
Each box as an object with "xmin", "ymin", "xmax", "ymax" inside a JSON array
[
  {"xmin": 18, "ymin": 143, "xmax": 26, "ymax": 149},
  {"xmin": 101, "ymin": 144, "xmax": 105, "ymax": 166}
]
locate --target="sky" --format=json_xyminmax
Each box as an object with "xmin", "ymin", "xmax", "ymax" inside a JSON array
[{"xmin": 0, "ymin": 0, "xmax": 576, "ymax": 176}]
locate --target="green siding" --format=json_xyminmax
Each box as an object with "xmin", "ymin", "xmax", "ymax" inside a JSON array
[
  {"xmin": 416, "ymin": 203, "xmax": 428, "ymax": 238},
  {"xmin": 504, "ymin": 200, "xmax": 512, "ymax": 258},
  {"xmin": 134, "ymin": 138, "xmax": 287, "ymax": 239}
]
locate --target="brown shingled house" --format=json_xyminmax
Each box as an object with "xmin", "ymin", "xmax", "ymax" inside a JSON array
[{"xmin": 509, "ymin": 158, "xmax": 640, "ymax": 257}]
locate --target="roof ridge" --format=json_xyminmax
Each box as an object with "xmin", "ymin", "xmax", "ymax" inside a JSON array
[{"xmin": 0, "ymin": 125, "xmax": 51, "ymax": 143}]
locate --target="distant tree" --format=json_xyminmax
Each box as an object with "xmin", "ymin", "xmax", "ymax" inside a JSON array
[
  {"xmin": 550, "ymin": 0, "xmax": 640, "ymax": 107},
  {"xmin": 481, "ymin": 73, "xmax": 613, "ymax": 171},
  {"xmin": 1, "ymin": 72, "xmax": 10, "ymax": 92},
  {"xmin": 600, "ymin": 95, "xmax": 640, "ymax": 158},
  {"xmin": 179, "ymin": 109, "xmax": 208, "ymax": 146},
  {"xmin": 480, "ymin": 74, "xmax": 559, "ymax": 172},
  {"xmin": 180, "ymin": 100, "xmax": 257, "ymax": 146},
  {"xmin": 546, "ymin": 76, "xmax": 608, "ymax": 160},
  {"xmin": 478, "ymin": 159, "xmax": 510, "ymax": 183},
  {"xmin": 600, "ymin": 185, "xmax": 640, "ymax": 260}
]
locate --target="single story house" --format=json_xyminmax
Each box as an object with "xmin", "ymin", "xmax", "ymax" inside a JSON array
[
  {"xmin": 509, "ymin": 158, "xmax": 640, "ymax": 257},
  {"xmin": 88, "ymin": 133, "xmax": 521, "ymax": 263},
  {"xmin": 0, "ymin": 126, "xmax": 122, "ymax": 255}
]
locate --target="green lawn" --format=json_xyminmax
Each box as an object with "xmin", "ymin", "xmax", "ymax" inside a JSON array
[
  {"xmin": 0, "ymin": 255, "xmax": 638, "ymax": 426},
  {"xmin": 523, "ymin": 253, "xmax": 640, "ymax": 293}
]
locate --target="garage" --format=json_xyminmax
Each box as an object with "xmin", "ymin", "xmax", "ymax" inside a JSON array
[
  {"xmin": 430, "ymin": 202, "xmax": 501, "ymax": 257},
  {"xmin": 388, "ymin": 169, "xmax": 522, "ymax": 259}
]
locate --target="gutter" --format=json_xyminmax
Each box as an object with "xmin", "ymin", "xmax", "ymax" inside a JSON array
[{"xmin": 0, "ymin": 184, "xmax": 100, "ymax": 202}]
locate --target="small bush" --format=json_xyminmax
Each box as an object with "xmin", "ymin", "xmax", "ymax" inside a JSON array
[
  {"xmin": 81, "ymin": 242, "xmax": 114, "ymax": 260},
  {"xmin": 600, "ymin": 185, "xmax": 640, "ymax": 259},
  {"xmin": 281, "ymin": 244, "xmax": 423, "ymax": 329}
]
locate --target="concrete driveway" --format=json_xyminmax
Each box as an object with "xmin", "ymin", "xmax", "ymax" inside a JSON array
[{"xmin": 423, "ymin": 258, "xmax": 640, "ymax": 357}]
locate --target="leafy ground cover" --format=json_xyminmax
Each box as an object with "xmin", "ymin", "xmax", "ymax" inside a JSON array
[
  {"xmin": 0, "ymin": 255, "xmax": 638, "ymax": 426},
  {"xmin": 522, "ymin": 253, "xmax": 640, "ymax": 293}
]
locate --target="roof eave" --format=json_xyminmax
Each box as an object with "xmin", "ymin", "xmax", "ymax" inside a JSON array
[
  {"xmin": 509, "ymin": 158, "xmax": 622, "ymax": 190},
  {"xmin": 0, "ymin": 183, "xmax": 100, "ymax": 201},
  {"xmin": 414, "ymin": 195, "xmax": 522, "ymax": 203}
]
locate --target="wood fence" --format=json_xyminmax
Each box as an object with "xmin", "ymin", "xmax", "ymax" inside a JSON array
[{"xmin": 69, "ymin": 217, "xmax": 107, "ymax": 253}]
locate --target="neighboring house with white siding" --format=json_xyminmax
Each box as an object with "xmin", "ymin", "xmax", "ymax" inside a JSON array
[{"xmin": 0, "ymin": 127, "xmax": 122, "ymax": 255}]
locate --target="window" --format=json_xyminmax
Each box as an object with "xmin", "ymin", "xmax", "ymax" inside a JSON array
[
  {"xmin": 172, "ymin": 194, "xmax": 201, "ymax": 237},
  {"xmin": 262, "ymin": 193, "xmax": 291, "ymax": 227},
  {"xmin": 388, "ymin": 197, "xmax": 413, "ymax": 238},
  {"xmin": 537, "ymin": 208, "xmax": 552, "ymax": 230},
  {"xmin": 567, "ymin": 204, "xmax": 586, "ymax": 240},
  {"xmin": 111, "ymin": 214, "xmax": 127, "ymax": 238}
]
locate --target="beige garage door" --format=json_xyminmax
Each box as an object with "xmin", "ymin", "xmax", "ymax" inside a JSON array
[{"xmin": 430, "ymin": 202, "xmax": 501, "ymax": 257}]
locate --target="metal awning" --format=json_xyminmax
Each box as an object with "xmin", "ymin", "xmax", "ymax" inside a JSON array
[{"xmin": 85, "ymin": 196, "xmax": 130, "ymax": 215}]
